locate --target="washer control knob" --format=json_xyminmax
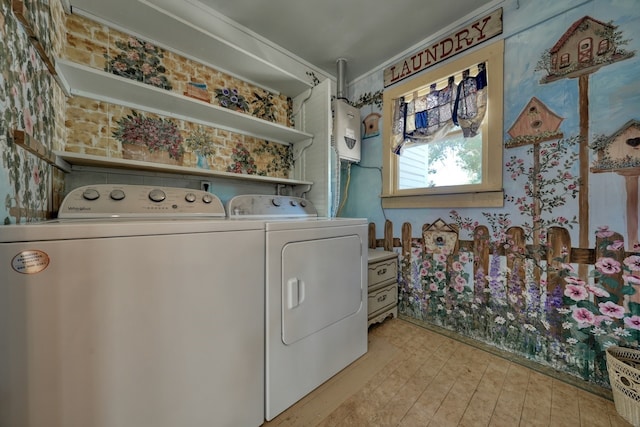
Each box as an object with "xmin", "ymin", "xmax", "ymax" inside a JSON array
[
  {"xmin": 300, "ymin": 200, "xmax": 307, "ymax": 208},
  {"xmin": 82, "ymin": 188, "xmax": 100, "ymax": 201},
  {"xmin": 289, "ymin": 200, "xmax": 298, "ymax": 207},
  {"xmin": 110, "ymin": 189, "xmax": 126, "ymax": 201},
  {"xmin": 185, "ymin": 192, "xmax": 197, "ymax": 203},
  {"xmin": 202, "ymin": 194, "xmax": 214, "ymax": 204},
  {"xmin": 148, "ymin": 189, "xmax": 166, "ymax": 203},
  {"xmin": 271, "ymin": 198, "xmax": 282, "ymax": 207}
]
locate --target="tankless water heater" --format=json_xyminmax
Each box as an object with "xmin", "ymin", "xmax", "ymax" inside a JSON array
[{"xmin": 332, "ymin": 98, "xmax": 361, "ymax": 163}]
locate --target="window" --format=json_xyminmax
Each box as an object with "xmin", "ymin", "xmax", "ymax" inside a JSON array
[
  {"xmin": 398, "ymin": 132, "xmax": 482, "ymax": 189},
  {"xmin": 598, "ymin": 39, "xmax": 609, "ymax": 55},
  {"xmin": 382, "ymin": 40, "xmax": 504, "ymax": 208},
  {"xmin": 579, "ymin": 37, "xmax": 593, "ymax": 63},
  {"xmin": 560, "ymin": 53, "xmax": 570, "ymax": 68}
]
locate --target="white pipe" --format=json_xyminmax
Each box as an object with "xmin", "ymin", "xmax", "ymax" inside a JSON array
[{"xmin": 336, "ymin": 58, "xmax": 348, "ymax": 100}]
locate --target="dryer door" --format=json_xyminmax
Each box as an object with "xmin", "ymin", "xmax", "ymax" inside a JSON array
[{"xmin": 281, "ymin": 234, "xmax": 363, "ymax": 344}]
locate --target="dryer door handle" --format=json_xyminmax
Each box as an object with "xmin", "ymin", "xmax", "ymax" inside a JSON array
[{"xmin": 286, "ymin": 278, "xmax": 305, "ymax": 309}]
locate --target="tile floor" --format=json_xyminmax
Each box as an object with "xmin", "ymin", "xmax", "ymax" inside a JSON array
[{"xmin": 263, "ymin": 318, "xmax": 632, "ymax": 427}]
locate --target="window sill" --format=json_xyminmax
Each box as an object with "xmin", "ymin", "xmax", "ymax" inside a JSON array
[{"xmin": 381, "ymin": 190, "xmax": 504, "ymax": 208}]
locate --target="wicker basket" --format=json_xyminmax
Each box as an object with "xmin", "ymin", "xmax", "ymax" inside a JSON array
[{"xmin": 606, "ymin": 346, "xmax": 640, "ymax": 426}]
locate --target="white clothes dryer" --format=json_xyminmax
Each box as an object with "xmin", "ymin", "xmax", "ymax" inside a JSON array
[
  {"xmin": 0, "ymin": 185, "xmax": 265, "ymax": 427},
  {"xmin": 227, "ymin": 195, "xmax": 368, "ymax": 420}
]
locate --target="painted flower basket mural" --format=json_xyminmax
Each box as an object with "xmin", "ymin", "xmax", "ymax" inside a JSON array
[
  {"xmin": 105, "ymin": 37, "xmax": 173, "ymax": 90},
  {"xmin": 227, "ymin": 143, "xmax": 256, "ymax": 174},
  {"xmin": 251, "ymin": 89, "xmax": 277, "ymax": 122},
  {"xmin": 215, "ymin": 88, "xmax": 249, "ymax": 112},
  {"xmin": 185, "ymin": 126, "xmax": 216, "ymax": 169},
  {"xmin": 113, "ymin": 111, "xmax": 184, "ymax": 165},
  {"xmin": 254, "ymin": 141, "xmax": 293, "ymax": 177}
]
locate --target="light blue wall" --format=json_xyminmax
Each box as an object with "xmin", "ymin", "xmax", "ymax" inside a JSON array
[{"xmin": 343, "ymin": 0, "xmax": 640, "ymax": 247}]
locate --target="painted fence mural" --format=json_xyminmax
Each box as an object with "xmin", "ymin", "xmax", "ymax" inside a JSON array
[{"xmin": 370, "ymin": 219, "xmax": 640, "ymax": 388}]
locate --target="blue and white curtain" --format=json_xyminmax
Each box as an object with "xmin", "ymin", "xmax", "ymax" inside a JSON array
[{"xmin": 392, "ymin": 63, "xmax": 487, "ymax": 155}]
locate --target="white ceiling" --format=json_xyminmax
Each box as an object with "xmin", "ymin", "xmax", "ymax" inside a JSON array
[
  {"xmin": 67, "ymin": 0, "xmax": 501, "ymax": 94},
  {"xmin": 197, "ymin": 0, "xmax": 498, "ymax": 80}
]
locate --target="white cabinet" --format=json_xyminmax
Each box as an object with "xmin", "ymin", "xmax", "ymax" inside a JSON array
[{"xmin": 367, "ymin": 249, "xmax": 398, "ymax": 327}]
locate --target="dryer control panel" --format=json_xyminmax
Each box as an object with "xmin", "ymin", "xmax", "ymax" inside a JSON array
[
  {"xmin": 227, "ymin": 195, "xmax": 317, "ymax": 218},
  {"xmin": 58, "ymin": 184, "xmax": 225, "ymax": 218}
]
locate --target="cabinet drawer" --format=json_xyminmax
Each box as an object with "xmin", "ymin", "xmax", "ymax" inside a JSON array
[
  {"xmin": 368, "ymin": 258, "xmax": 397, "ymax": 287},
  {"xmin": 368, "ymin": 283, "xmax": 398, "ymax": 315}
]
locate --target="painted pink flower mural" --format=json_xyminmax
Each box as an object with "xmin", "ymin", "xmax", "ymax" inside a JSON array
[
  {"xmin": 624, "ymin": 316, "xmax": 640, "ymax": 330},
  {"xmin": 572, "ymin": 307, "xmax": 595, "ymax": 325},
  {"xmin": 598, "ymin": 301, "xmax": 625, "ymax": 319},
  {"xmin": 565, "ymin": 284, "xmax": 589, "ymax": 301},
  {"xmin": 105, "ymin": 36, "xmax": 173, "ymax": 90},
  {"xmin": 595, "ymin": 257, "xmax": 622, "ymax": 275}
]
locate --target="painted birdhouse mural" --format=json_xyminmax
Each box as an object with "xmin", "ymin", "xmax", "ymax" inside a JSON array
[
  {"xmin": 505, "ymin": 97, "xmax": 564, "ymax": 148},
  {"xmin": 591, "ymin": 119, "xmax": 640, "ymax": 172},
  {"xmin": 422, "ymin": 218, "xmax": 458, "ymax": 255},
  {"xmin": 540, "ymin": 16, "xmax": 635, "ymax": 83},
  {"xmin": 362, "ymin": 112, "xmax": 381, "ymax": 139},
  {"xmin": 591, "ymin": 119, "xmax": 640, "ymax": 248}
]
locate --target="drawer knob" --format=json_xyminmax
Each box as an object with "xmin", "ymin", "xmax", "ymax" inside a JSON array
[
  {"xmin": 377, "ymin": 268, "xmax": 387, "ymax": 275},
  {"xmin": 377, "ymin": 294, "xmax": 387, "ymax": 302}
]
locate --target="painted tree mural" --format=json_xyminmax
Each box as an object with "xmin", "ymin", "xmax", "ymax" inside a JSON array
[{"xmin": 535, "ymin": 16, "xmax": 635, "ymax": 272}]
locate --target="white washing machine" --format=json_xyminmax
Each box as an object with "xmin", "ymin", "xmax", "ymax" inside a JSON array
[
  {"xmin": 227, "ymin": 195, "xmax": 368, "ymax": 420},
  {"xmin": 0, "ymin": 185, "xmax": 265, "ymax": 427}
]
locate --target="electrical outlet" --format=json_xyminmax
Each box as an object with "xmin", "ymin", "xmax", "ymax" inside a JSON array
[{"xmin": 200, "ymin": 181, "xmax": 212, "ymax": 192}]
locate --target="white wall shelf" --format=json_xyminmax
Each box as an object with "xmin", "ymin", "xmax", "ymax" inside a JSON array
[
  {"xmin": 56, "ymin": 59, "xmax": 314, "ymax": 146},
  {"xmin": 55, "ymin": 151, "xmax": 313, "ymax": 186},
  {"xmin": 68, "ymin": 0, "xmax": 322, "ymax": 97}
]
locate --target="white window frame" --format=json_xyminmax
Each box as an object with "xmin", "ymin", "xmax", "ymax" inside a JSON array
[{"xmin": 381, "ymin": 39, "xmax": 504, "ymax": 208}]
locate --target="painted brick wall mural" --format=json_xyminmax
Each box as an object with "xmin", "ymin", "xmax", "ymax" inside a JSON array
[{"xmin": 63, "ymin": 13, "xmax": 294, "ymax": 179}]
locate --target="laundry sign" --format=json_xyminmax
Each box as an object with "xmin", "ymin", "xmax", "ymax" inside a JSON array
[{"xmin": 383, "ymin": 8, "xmax": 503, "ymax": 87}]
